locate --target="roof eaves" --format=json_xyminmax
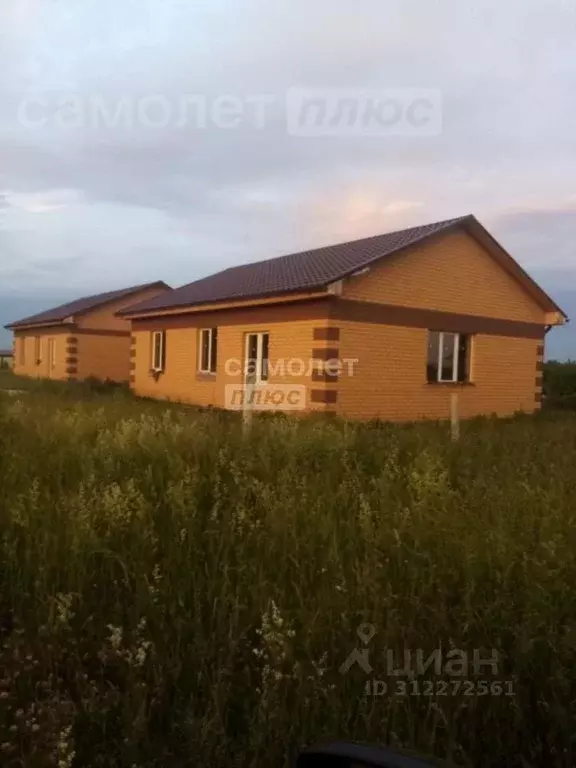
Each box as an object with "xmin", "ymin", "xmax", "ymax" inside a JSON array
[
  {"xmin": 4, "ymin": 317, "xmax": 69, "ymax": 331},
  {"xmin": 119, "ymin": 285, "xmax": 329, "ymax": 317}
]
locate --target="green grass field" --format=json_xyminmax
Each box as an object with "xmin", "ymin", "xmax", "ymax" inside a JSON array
[{"xmin": 1, "ymin": 372, "xmax": 576, "ymax": 767}]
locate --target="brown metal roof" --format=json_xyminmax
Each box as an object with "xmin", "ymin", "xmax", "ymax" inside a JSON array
[
  {"xmin": 121, "ymin": 215, "xmax": 472, "ymax": 316},
  {"xmin": 6, "ymin": 281, "xmax": 170, "ymax": 330}
]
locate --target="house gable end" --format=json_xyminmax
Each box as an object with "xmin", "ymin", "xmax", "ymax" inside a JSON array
[
  {"xmin": 341, "ymin": 226, "xmax": 556, "ymax": 325},
  {"xmin": 77, "ymin": 285, "xmax": 172, "ymax": 332}
]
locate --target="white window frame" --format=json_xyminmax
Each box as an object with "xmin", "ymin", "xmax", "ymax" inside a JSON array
[
  {"xmin": 198, "ymin": 328, "xmax": 217, "ymax": 374},
  {"xmin": 244, "ymin": 332, "xmax": 269, "ymax": 384},
  {"xmin": 432, "ymin": 331, "xmax": 470, "ymax": 383},
  {"xmin": 151, "ymin": 331, "xmax": 165, "ymax": 372}
]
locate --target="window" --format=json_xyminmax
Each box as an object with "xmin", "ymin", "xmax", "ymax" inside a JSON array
[
  {"xmin": 198, "ymin": 328, "xmax": 218, "ymax": 374},
  {"xmin": 151, "ymin": 331, "xmax": 166, "ymax": 372},
  {"xmin": 19, "ymin": 337, "xmax": 25, "ymax": 366},
  {"xmin": 34, "ymin": 336, "xmax": 43, "ymax": 364},
  {"xmin": 427, "ymin": 331, "xmax": 470, "ymax": 383},
  {"xmin": 47, "ymin": 339, "xmax": 56, "ymax": 371},
  {"xmin": 245, "ymin": 332, "xmax": 269, "ymax": 383}
]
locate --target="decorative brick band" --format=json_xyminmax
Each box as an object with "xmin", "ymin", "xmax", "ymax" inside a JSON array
[
  {"xmin": 65, "ymin": 356, "xmax": 77, "ymax": 365},
  {"xmin": 66, "ymin": 365, "xmax": 77, "ymax": 375},
  {"xmin": 72, "ymin": 329, "xmax": 131, "ymax": 338},
  {"xmin": 311, "ymin": 347, "xmax": 339, "ymax": 361},
  {"xmin": 313, "ymin": 327, "xmax": 340, "ymax": 341},
  {"xmin": 534, "ymin": 344, "xmax": 545, "ymax": 410},
  {"xmin": 66, "ymin": 336, "xmax": 78, "ymax": 345},
  {"xmin": 130, "ymin": 348, "xmax": 137, "ymax": 358},
  {"xmin": 130, "ymin": 362, "xmax": 136, "ymax": 372},
  {"xmin": 311, "ymin": 389, "xmax": 338, "ymax": 404},
  {"xmin": 133, "ymin": 297, "xmax": 547, "ymax": 340},
  {"xmin": 311, "ymin": 343, "xmax": 341, "ymax": 383},
  {"xmin": 66, "ymin": 346, "xmax": 78, "ymax": 355},
  {"xmin": 133, "ymin": 299, "xmax": 329, "ymax": 331},
  {"xmin": 330, "ymin": 299, "xmax": 547, "ymax": 340},
  {"xmin": 312, "ymin": 369, "xmax": 339, "ymax": 382}
]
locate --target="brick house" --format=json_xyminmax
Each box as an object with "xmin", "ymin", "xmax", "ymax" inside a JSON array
[
  {"xmin": 7, "ymin": 282, "xmax": 170, "ymax": 383},
  {"xmin": 120, "ymin": 215, "xmax": 567, "ymax": 421}
]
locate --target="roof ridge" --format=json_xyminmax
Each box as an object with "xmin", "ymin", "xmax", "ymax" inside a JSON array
[
  {"xmin": 170, "ymin": 215, "xmax": 474, "ymax": 291},
  {"xmin": 331, "ymin": 214, "xmax": 474, "ymax": 281},
  {"xmin": 232, "ymin": 214, "xmax": 472, "ymax": 271}
]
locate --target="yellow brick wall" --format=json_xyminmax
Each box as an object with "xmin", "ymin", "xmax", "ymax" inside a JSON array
[
  {"xmin": 12, "ymin": 330, "xmax": 71, "ymax": 381},
  {"xmin": 76, "ymin": 286, "xmax": 169, "ymax": 331},
  {"xmin": 343, "ymin": 231, "xmax": 545, "ymax": 323},
  {"xmin": 131, "ymin": 317, "xmax": 332, "ymax": 413},
  {"xmin": 76, "ymin": 334, "xmax": 132, "ymax": 382},
  {"xmin": 337, "ymin": 322, "xmax": 540, "ymax": 421}
]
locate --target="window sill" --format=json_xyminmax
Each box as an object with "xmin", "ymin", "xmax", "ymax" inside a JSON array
[
  {"xmin": 427, "ymin": 381, "xmax": 475, "ymax": 387},
  {"xmin": 196, "ymin": 371, "xmax": 216, "ymax": 381}
]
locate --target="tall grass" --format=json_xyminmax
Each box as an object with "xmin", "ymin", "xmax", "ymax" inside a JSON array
[
  {"xmin": 1, "ymin": 383, "xmax": 576, "ymax": 766},
  {"xmin": 544, "ymin": 361, "xmax": 576, "ymax": 410}
]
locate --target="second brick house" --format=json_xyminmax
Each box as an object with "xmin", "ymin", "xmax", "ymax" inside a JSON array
[{"xmin": 6, "ymin": 281, "xmax": 170, "ymax": 383}]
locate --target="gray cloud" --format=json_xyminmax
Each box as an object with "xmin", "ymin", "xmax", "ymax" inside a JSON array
[
  {"xmin": 492, "ymin": 209, "xmax": 576, "ymax": 273},
  {"xmin": 1, "ymin": 0, "xmax": 576, "ymax": 357}
]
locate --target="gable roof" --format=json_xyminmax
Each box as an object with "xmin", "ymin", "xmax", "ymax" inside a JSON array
[
  {"xmin": 0, "ymin": 350, "xmax": 13, "ymax": 357},
  {"xmin": 120, "ymin": 214, "xmax": 566, "ymax": 320},
  {"xmin": 6, "ymin": 281, "xmax": 170, "ymax": 330},
  {"xmin": 122, "ymin": 216, "xmax": 469, "ymax": 316}
]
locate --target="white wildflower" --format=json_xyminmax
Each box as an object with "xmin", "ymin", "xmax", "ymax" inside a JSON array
[
  {"xmin": 54, "ymin": 593, "xmax": 75, "ymax": 627},
  {"xmin": 255, "ymin": 599, "xmax": 296, "ymax": 692},
  {"xmin": 56, "ymin": 724, "xmax": 75, "ymax": 768},
  {"xmin": 312, "ymin": 652, "xmax": 328, "ymax": 680},
  {"xmin": 134, "ymin": 639, "xmax": 153, "ymax": 667},
  {"xmin": 148, "ymin": 564, "xmax": 161, "ymax": 600},
  {"xmin": 107, "ymin": 624, "xmax": 123, "ymax": 651}
]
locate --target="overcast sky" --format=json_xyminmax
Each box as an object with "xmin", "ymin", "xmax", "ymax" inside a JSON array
[{"xmin": 1, "ymin": 0, "xmax": 575, "ymax": 357}]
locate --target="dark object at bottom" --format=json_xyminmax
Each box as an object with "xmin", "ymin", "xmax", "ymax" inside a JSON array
[{"xmin": 296, "ymin": 741, "xmax": 438, "ymax": 768}]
